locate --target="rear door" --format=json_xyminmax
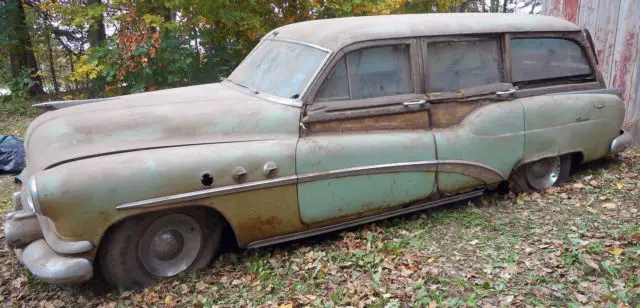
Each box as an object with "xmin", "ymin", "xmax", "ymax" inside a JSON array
[
  {"xmin": 421, "ymin": 35, "xmax": 524, "ymax": 193},
  {"xmin": 296, "ymin": 39, "xmax": 437, "ymax": 225}
]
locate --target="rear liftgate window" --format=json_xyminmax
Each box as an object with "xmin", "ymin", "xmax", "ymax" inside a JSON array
[
  {"xmin": 316, "ymin": 45, "xmax": 413, "ymax": 101},
  {"xmin": 511, "ymin": 38, "xmax": 592, "ymax": 83}
]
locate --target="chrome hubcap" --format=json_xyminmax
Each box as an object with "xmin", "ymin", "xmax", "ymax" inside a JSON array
[
  {"xmin": 151, "ymin": 229, "xmax": 185, "ymax": 261},
  {"xmin": 139, "ymin": 214, "xmax": 202, "ymax": 277},
  {"xmin": 526, "ymin": 156, "xmax": 561, "ymax": 189}
]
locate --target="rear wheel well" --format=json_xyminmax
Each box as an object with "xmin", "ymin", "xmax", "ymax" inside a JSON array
[{"xmin": 570, "ymin": 152, "xmax": 584, "ymax": 170}]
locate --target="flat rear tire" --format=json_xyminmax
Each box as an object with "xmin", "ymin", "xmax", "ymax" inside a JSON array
[{"xmin": 510, "ymin": 154, "xmax": 572, "ymax": 193}]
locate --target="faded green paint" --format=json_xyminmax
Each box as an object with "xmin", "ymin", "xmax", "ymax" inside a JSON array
[
  {"xmin": 296, "ymin": 133, "xmax": 436, "ymax": 224},
  {"xmin": 299, "ymin": 173, "xmax": 434, "ymax": 222},
  {"xmin": 434, "ymin": 101, "xmax": 524, "ymax": 192},
  {"xmin": 33, "ymin": 139, "xmax": 300, "ymax": 244},
  {"xmin": 522, "ymin": 94, "xmax": 624, "ymax": 163},
  {"xmin": 24, "ymin": 82, "xmax": 300, "ymax": 172}
]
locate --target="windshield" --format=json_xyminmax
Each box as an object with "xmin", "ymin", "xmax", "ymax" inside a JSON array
[{"xmin": 228, "ymin": 39, "xmax": 328, "ymax": 99}]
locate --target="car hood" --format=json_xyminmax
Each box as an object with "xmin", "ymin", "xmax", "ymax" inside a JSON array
[{"xmin": 24, "ymin": 83, "xmax": 300, "ymax": 171}]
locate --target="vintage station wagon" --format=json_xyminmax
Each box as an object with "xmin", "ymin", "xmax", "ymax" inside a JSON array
[{"xmin": 4, "ymin": 13, "xmax": 633, "ymax": 288}]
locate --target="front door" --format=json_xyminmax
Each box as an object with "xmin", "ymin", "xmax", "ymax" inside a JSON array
[{"xmin": 296, "ymin": 40, "xmax": 438, "ymax": 225}]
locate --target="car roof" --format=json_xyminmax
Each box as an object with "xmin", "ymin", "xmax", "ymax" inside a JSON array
[{"xmin": 274, "ymin": 13, "xmax": 581, "ymax": 51}]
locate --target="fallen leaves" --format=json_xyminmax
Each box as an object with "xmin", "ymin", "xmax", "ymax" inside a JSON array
[
  {"xmin": 607, "ymin": 246, "xmax": 624, "ymax": 256},
  {"xmin": 601, "ymin": 202, "xmax": 617, "ymax": 209}
]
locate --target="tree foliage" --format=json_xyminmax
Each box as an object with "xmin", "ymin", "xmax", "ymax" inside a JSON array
[{"xmin": 0, "ymin": 0, "xmax": 543, "ymax": 100}]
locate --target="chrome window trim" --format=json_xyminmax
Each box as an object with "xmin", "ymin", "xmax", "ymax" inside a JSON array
[
  {"xmin": 551, "ymin": 87, "xmax": 623, "ymax": 96},
  {"xmin": 117, "ymin": 160, "xmax": 505, "ymax": 210}
]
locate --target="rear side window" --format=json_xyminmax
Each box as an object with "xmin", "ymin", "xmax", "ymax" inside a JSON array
[
  {"xmin": 316, "ymin": 45, "xmax": 412, "ymax": 101},
  {"xmin": 426, "ymin": 39, "xmax": 502, "ymax": 92},
  {"xmin": 511, "ymin": 38, "xmax": 592, "ymax": 83}
]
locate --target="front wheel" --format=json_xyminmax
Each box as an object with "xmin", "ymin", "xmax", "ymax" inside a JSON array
[
  {"xmin": 510, "ymin": 155, "xmax": 572, "ymax": 193},
  {"xmin": 99, "ymin": 208, "xmax": 222, "ymax": 289}
]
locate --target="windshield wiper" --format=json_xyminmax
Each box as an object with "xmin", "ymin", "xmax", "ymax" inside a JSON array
[{"xmin": 225, "ymin": 78, "xmax": 260, "ymax": 94}]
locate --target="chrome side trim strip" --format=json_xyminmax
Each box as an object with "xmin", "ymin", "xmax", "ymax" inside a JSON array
[
  {"xmin": 552, "ymin": 88, "xmax": 623, "ymax": 96},
  {"xmin": 297, "ymin": 160, "xmax": 505, "ymax": 183},
  {"xmin": 297, "ymin": 161, "xmax": 439, "ymax": 183},
  {"xmin": 246, "ymin": 190, "xmax": 484, "ymax": 249},
  {"xmin": 116, "ymin": 175, "xmax": 299, "ymax": 210},
  {"xmin": 116, "ymin": 160, "xmax": 505, "ymax": 210},
  {"xmin": 438, "ymin": 160, "xmax": 506, "ymax": 183}
]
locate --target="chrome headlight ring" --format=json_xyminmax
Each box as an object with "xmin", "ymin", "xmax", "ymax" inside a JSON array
[{"xmin": 27, "ymin": 176, "xmax": 44, "ymax": 215}]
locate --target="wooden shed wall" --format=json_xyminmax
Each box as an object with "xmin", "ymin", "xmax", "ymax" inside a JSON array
[{"xmin": 542, "ymin": 0, "xmax": 640, "ymax": 144}]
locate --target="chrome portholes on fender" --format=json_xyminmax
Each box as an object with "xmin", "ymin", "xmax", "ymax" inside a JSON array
[
  {"xmin": 138, "ymin": 214, "xmax": 202, "ymax": 277},
  {"xmin": 525, "ymin": 156, "xmax": 561, "ymax": 190}
]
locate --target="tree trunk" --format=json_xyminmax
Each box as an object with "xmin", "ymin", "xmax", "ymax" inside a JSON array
[
  {"xmin": 163, "ymin": 5, "xmax": 176, "ymax": 22},
  {"xmin": 68, "ymin": 50, "xmax": 76, "ymax": 90},
  {"xmin": 46, "ymin": 33, "xmax": 59, "ymax": 93},
  {"xmin": 502, "ymin": 0, "xmax": 509, "ymax": 12},
  {"xmin": 87, "ymin": 0, "xmax": 106, "ymax": 47},
  {"xmin": 7, "ymin": 0, "xmax": 45, "ymax": 96}
]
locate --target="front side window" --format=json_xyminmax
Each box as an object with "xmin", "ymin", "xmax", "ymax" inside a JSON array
[
  {"xmin": 426, "ymin": 39, "xmax": 502, "ymax": 93},
  {"xmin": 317, "ymin": 45, "xmax": 412, "ymax": 101},
  {"xmin": 228, "ymin": 39, "xmax": 328, "ymax": 98},
  {"xmin": 511, "ymin": 38, "xmax": 592, "ymax": 83}
]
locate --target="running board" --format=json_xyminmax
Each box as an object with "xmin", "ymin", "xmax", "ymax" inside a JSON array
[{"xmin": 246, "ymin": 190, "xmax": 484, "ymax": 249}]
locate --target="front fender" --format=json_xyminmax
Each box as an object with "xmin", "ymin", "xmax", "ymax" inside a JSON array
[{"xmin": 34, "ymin": 139, "xmax": 303, "ymax": 247}]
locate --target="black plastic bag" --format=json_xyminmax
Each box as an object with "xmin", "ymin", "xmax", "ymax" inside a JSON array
[{"xmin": 0, "ymin": 135, "xmax": 26, "ymax": 174}]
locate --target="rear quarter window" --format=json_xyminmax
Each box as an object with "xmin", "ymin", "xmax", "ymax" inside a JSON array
[{"xmin": 511, "ymin": 38, "xmax": 592, "ymax": 83}]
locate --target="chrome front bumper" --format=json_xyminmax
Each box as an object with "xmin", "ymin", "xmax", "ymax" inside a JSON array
[
  {"xmin": 610, "ymin": 130, "xmax": 633, "ymax": 154},
  {"xmin": 4, "ymin": 193, "xmax": 93, "ymax": 284}
]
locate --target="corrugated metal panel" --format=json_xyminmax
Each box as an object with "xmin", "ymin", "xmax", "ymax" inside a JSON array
[
  {"xmin": 544, "ymin": 0, "xmax": 640, "ymax": 144},
  {"xmin": 577, "ymin": 0, "xmax": 599, "ymax": 28},
  {"xmin": 593, "ymin": 0, "xmax": 621, "ymax": 84},
  {"xmin": 611, "ymin": 0, "xmax": 640, "ymax": 126},
  {"xmin": 563, "ymin": 0, "xmax": 579, "ymax": 23}
]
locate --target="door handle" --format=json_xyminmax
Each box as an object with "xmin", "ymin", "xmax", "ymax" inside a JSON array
[
  {"xmin": 403, "ymin": 99, "xmax": 430, "ymax": 107},
  {"xmin": 496, "ymin": 88, "xmax": 517, "ymax": 98}
]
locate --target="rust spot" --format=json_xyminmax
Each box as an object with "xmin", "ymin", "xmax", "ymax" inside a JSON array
[
  {"xmin": 235, "ymin": 216, "xmax": 284, "ymax": 238},
  {"xmin": 98, "ymin": 210, "xmax": 110, "ymax": 225}
]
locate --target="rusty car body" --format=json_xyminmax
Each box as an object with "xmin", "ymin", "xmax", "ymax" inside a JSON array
[{"xmin": 4, "ymin": 13, "xmax": 632, "ymax": 288}]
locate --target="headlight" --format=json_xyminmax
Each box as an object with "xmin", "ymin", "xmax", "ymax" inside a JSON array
[{"xmin": 27, "ymin": 176, "xmax": 43, "ymax": 215}]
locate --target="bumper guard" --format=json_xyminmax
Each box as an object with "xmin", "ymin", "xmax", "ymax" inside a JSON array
[
  {"xmin": 4, "ymin": 194, "xmax": 94, "ymax": 284},
  {"xmin": 610, "ymin": 130, "xmax": 633, "ymax": 154}
]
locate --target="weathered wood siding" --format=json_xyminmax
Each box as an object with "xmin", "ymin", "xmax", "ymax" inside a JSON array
[{"xmin": 544, "ymin": 0, "xmax": 640, "ymax": 144}]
